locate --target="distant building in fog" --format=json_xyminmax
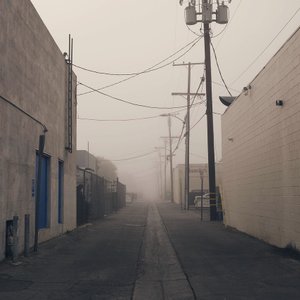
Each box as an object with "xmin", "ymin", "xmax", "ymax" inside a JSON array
[{"xmin": 173, "ymin": 163, "xmax": 222, "ymax": 206}]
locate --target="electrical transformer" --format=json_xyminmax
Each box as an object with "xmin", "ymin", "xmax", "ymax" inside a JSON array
[
  {"xmin": 185, "ymin": 5, "xmax": 197, "ymax": 25},
  {"xmin": 216, "ymin": 3, "xmax": 229, "ymax": 24}
]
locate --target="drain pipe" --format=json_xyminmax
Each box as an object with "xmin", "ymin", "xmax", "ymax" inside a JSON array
[
  {"xmin": 34, "ymin": 133, "xmax": 46, "ymax": 252},
  {"xmin": 0, "ymin": 94, "xmax": 48, "ymax": 253}
]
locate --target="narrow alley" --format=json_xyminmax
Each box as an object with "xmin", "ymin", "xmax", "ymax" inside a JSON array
[{"xmin": 1, "ymin": 201, "xmax": 300, "ymax": 299}]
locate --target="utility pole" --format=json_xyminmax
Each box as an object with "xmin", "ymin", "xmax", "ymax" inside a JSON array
[
  {"xmin": 168, "ymin": 115, "xmax": 174, "ymax": 203},
  {"xmin": 182, "ymin": 0, "xmax": 229, "ymax": 220},
  {"xmin": 172, "ymin": 62, "xmax": 203, "ymax": 210},
  {"xmin": 160, "ymin": 135, "xmax": 179, "ymax": 203},
  {"xmin": 158, "ymin": 152, "xmax": 163, "ymax": 200},
  {"xmin": 164, "ymin": 140, "xmax": 167, "ymax": 201},
  {"xmin": 155, "ymin": 147, "xmax": 165, "ymax": 200},
  {"xmin": 157, "ymin": 141, "xmax": 168, "ymax": 201},
  {"xmin": 203, "ymin": 8, "xmax": 217, "ymax": 221}
]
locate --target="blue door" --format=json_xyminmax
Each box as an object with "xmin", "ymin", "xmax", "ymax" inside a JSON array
[
  {"xmin": 58, "ymin": 161, "xmax": 64, "ymax": 224},
  {"xmin": 36, "ymin": 154, "xmax": 49, "ymax": 229}
]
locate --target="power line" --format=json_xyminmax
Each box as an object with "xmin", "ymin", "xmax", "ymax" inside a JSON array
[
  {"xmin": 77, "ymin": 105, "xmax": 194, "ymax": 123},
  {"xmin": 78, "ymin": 81, "xmax": 203, "ymax": 110},
  {"xmin": 210, "ymin": 23, "xmax": 228, "ymax": 39},
  {"xmin": 231, "ymin": 7, "xmax": 300, "ymax": 85},
  {"xmin": 74, "ymin": 37, "xmax": 201, "ymax": 77},
  {"xmin": 176, "ymin": 147, "xmax": 207, "ymax": 160},
  {"xmin": 190, "ymin": 112, "xmax": 206, "ymax": 131},
  {"xmin": 190, "ymin": 72, "xmax": 205, "ymax": 124},
  {"xmin": 78, "ymin": 115, "xmax": 160, "ymax": 122},
  {"xmin": 214, "ymin": 0, "xmax": 242, "ymax": 47},
  {"xmin": 186, "ymin": 23, "xmax": 203, "ymax": 37},
  {"xmin": 172, "ymin": 76, "xmax": 206, "ymax": 154},
  {"xmin": 110, "ymin": 150, "xmax": 157, "ymax": 162},
  {"xmin": 77, "ymin": 37, "xmax": 202, "ymax": 96},
  {"xmin": 172, "ymin": 118, "xmax": 186, "ymax": 154},
  {"xmin": 173, "ymin": 111, "xmax": 206, "ymax": 155},
  {"xmin": 210, "ymin": 41, "xmax": 232, "ymax": 96},
  {"xmin": 212, "ymin": 80, "xmax": 240, "ymax": 93},
  {"xmin": 190, "ymin": 74, "xmax": 205, "ymax": 107}
]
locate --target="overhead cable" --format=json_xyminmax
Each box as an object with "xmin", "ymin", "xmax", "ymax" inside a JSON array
[
  {"xmin": 230, "ymin": 7, "xmax": 300, "ymax": 85},
  {"xmin": 77, "ymin": 105, "xmax": 194, "ymax": 123},
  {"xmin": 78, "ymin": 81, "xmax": 202, "ymax": 110},
  {"xmin": 212, "ymin": 80, "xmax": 240, "ymax": 93},
  {"xmin": 173, "ymin": 77, "xmax": 206, "ymax": 154},
  {"xmin": 210, "ymin": 23, "xmax": 228, "ymax": 39},
  {"xmin": 210, "ymin": 41, "xmax": 232, "ymax": 96},
  {"xmin": 74, "ymin": 37, "xmax": 201, "ymax": 77},
  {"xmin": 190, "ymin": 112, "xmax": 206, "ymax": 131},
  {"xmin": 78, "ymin": 115, "xmax": 161, "ymax": 122},
  {"xmin": 172, "ymin": 117, "xmax": 186, "ymax": 154},
  {"xmin": 77, "ymin": 37, "xmax": 202, "ymax": 96},
  {"xmin": 110, "ymin": 150, "xmax": 157, "ymax": 162},
  {"xmin": 214, "ymin": 0, "xmax": 242, "ymax": 47}
]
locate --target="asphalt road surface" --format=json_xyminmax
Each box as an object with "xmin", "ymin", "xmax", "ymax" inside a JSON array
[{"xmin": 1, "ymin": 200, "xmax": 300, "ymax": 299}]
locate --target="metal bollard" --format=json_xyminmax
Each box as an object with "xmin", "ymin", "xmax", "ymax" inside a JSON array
[{"xmin": 12, "ymin": 216, "xmax": 19, "ymax": 263}]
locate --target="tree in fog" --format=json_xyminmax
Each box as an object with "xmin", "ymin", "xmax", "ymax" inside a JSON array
[{"xmin": 96, "ymin": 157, "xmax": 117, "ymax": 181}]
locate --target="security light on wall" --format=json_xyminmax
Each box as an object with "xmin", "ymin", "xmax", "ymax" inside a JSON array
[
  {"xmin": 243, "ymin": 85, "xmax": 252, "ymax": 95},
  {"xmin": 276, "ymin": 100, "xmax": 284, "ymax": 106}
]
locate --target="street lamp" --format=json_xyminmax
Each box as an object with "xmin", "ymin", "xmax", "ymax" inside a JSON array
[{"xmin": 181, "ymin": 0, "xmax": 229, "ymax": 220}]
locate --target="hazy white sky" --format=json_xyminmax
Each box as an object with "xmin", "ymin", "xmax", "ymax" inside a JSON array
[{"xmin": 31, "ymin": 0, "xmax": 299, "ymax": 198}]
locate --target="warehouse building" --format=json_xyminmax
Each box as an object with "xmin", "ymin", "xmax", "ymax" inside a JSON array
[
  {"xmin": 222, "ymin": 27, "xmax": 300, "ymax": 249},
  {"xmin": 0, "ymin": 1, "xmax": 77, "ymax": 260}
]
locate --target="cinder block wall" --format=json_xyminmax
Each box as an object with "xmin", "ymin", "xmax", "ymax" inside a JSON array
[
  {"xmin": 222, "ymin": 27, "xmax": 300, "ymax": 249},
  {"xmin": 0, "ymin": 0, "xmax": 77, "ymax": 260}
]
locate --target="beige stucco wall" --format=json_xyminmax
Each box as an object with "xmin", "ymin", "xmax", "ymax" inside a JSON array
[
  {"xmin": 222, "ymin": 27, "xmax": 300, "ymax": 249},
  {"xmin": 0, "ymin": 1, "xmax": 77, "ymax": 260}
]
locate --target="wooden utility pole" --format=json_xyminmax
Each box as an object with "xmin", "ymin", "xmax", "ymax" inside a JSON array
[
  {"xmin": 155, "ymin": 147, "xmax": 165, "ymax": 201},
  {"xmin": 182, "ymin": 0, "xmax": 229, "ymax": 220},
  {"xmin": 160, "ymin": 135, "xmax": 179, "ymax": 203},
  {"xmin": 172, "ymin": 62, "xmax": 204, "ymax": 210},
  {"xmin": 203, "ymin": 1, "xmax": 217, "ymax": 220},
  {"xmin": 168, "ymin": 116, "xmax": 174, "ymax": 203}
]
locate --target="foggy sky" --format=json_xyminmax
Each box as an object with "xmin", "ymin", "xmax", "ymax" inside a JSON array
[{"xmin": 31, "ymin": 0, "xmax": 300, "ymax": 199}]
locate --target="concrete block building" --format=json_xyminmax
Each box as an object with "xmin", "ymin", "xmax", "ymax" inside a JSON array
[
  {"xmin": 0, "ymin": 1, "xmax": 77, "ymax": 260},
  {"xmin": 222, "ymin": 27, "xmax": 300, "ymax": 249}
]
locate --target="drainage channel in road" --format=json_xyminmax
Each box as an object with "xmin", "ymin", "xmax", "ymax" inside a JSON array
[{"xmin": 133, "ymin": 201, "xmax": 195, "ymax": 300}]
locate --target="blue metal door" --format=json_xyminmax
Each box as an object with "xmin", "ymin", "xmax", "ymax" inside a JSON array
[
  {"xmin": 58, "ymin": 161, "xmax": 64, "ymax": 224},
  {"xmin": 36, "ymin": 154, "xmax": 49, "ymax": 229}
]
